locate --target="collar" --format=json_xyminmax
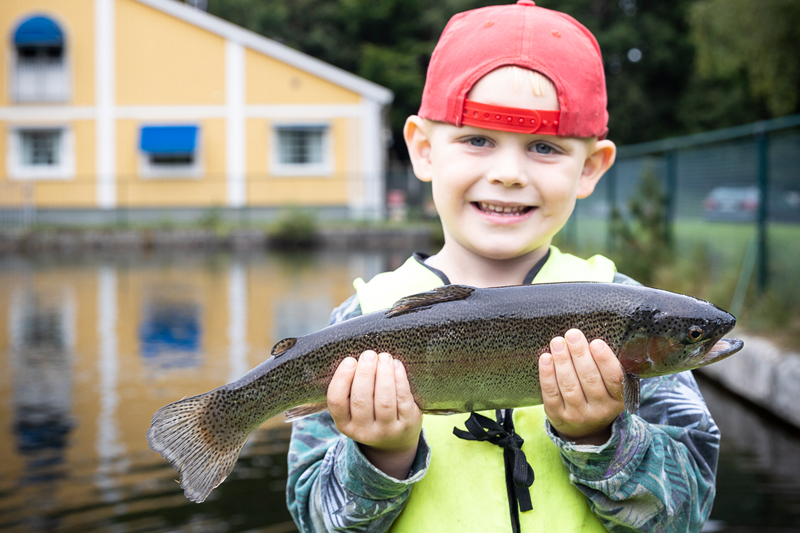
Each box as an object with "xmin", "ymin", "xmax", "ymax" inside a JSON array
[{"xmin": 412, "ymin": 249, "xmax": 552, "ymax": 286}]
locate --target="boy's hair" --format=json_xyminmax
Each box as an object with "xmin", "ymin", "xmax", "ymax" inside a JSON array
[
  {"xmin": 419, "ymin": 1, "xmax": 608, "ymax": 139},
  {"xmin": 484, "ymin": 66, "xmax": 557, "ymax": 99}
]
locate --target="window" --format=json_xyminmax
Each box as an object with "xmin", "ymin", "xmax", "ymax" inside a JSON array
[
  {"xmin": 7, "ymin": 126, "xmax": 75, "ymax": 180},
  {"xmin": 272, "ymin": 124, "xmax": 332, "ymax": 176},
  {"xmin": 12, "ymin": 15, "xmax": 69, "ymax": 102},
  {"xmin": 21, "ymin": 130, "xmax": 61, "ymax": 166},
  {"xmin": 138, "ymin": 125, "xmax": 203, "ymax": 178}
]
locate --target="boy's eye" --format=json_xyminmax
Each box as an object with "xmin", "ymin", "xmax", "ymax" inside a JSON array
[
  {"xmin": 532, "ymin": 142, "xmax": 554, "ymax": 154},
  {"xmin": 466, "ymin": 136, "xmax": 489, "ymax": 147}
]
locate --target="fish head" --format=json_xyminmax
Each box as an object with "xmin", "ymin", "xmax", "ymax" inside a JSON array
[{"xmin": 617, "ymin": 293, "xmax": 743, "ymax": 378}]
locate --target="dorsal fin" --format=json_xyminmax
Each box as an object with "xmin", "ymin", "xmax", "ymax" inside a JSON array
[
  {"xmin": 271, "ymin": 337, "xmax": 297, "ymax": 357},
  {"xmin": 385, "ymin": 285, "xmax": 475, "ymax": 318}
]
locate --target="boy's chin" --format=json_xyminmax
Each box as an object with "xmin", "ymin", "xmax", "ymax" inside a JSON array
[{"xmin": 465, "ymin": 241, "xmax": 550, "ymax": 262}]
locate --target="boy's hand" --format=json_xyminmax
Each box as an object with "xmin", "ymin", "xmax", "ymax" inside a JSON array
[
  {"xmin": 327, "ymin": 350, "xmax": 423, "ymax": 479},
  {"xmin": 539, "ymin": 329, "xmax": 625, "ymax": 445}
]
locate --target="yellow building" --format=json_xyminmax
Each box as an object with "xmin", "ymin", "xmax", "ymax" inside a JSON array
[{"xmin": 0, "ymin": 0, "xmax": 393, "ymax": 223}]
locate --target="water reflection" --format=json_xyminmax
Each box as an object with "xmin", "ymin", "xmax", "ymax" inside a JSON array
[
  {"xmin": 0, "ymin": 249, "xmax": 390, "ymax": 532},
  {"xmin": 0, "ymin": 250, "xmax": 798, "ymax": 532},
  {"xmin": 697, "ymin": 375, "xmax": 800, "ymax": 532},
  {"xmin": 8, "ymin": 286, "xmax": 75, "ymax": 531}
]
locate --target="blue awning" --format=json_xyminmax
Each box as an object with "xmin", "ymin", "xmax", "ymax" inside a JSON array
[
  {"xmin": 140, "ymin": 125, "xmax": 198, "ymax": 154},
  {"xmin": 14, "ymin": 16, "xmax": 64, "ymax": 47}
]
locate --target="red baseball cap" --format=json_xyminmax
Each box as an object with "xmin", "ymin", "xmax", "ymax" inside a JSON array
[{"xmin": 419, "ymin": 0, "xmax": 608, "ymax": 139}]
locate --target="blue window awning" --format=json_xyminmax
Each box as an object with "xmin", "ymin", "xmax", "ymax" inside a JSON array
[
  {"xmin": 140, "ymin": 125, "xmax": 198, "ymax": 154},
  {"xmin": 14, "ymin": 16, "xmax": 64, "ymax": 47}
]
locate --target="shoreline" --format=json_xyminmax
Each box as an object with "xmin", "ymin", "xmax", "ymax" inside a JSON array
[{"xmin": 0, "ymin": 226, "xmax": 434, "ymax": 254}]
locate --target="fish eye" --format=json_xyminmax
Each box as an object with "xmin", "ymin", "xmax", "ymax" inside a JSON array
[{"xmin": 686, "ymin": 325, "xmax": 704, "ymax": 343}]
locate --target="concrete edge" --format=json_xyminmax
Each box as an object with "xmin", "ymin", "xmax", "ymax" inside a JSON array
[{"xmin": 697, "ymin": 332, "xmax": 800, "ymax": 430}]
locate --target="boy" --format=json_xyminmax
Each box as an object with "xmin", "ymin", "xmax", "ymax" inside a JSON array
[{"xmin": 287, "ymin": 2, "xmax": 719, "ymax": 532}]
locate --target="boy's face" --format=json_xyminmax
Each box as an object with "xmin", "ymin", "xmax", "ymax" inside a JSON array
[{"xmin": 405, "ymin": 68, "xmax": 615, "ymax": 262}]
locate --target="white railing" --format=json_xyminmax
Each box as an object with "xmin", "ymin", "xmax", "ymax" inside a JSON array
[
  {"xmin": 12, "ymin": 60, "xmax": 69, "ymax": 103},
  {"xmin": 0, "ymin": 182, "xmax": 36, "ymax": 229}
]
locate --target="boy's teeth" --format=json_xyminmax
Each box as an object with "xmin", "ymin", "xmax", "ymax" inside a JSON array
[{"xmin": 478, "ymin": 202, "xmax": 527, "ymax": 215}]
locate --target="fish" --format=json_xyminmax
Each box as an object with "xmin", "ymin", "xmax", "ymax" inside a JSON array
[{"xmin": 146, "ymin": 282, "xmax": 743, "ymax": 503}]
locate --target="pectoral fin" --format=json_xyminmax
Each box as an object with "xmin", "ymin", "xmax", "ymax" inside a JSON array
[
  {"xmin": 284, "ymin": 402, "xmax": 329, "ymax": 422},
  {"xmin": 385, "ymin": 285, "xmax": 475, "ymax": 318},
  {"xmin": 623, "ymin": 373, "xmax": 641, "ymax": 413}
]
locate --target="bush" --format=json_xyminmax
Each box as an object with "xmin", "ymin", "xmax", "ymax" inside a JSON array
[
  {"xmin": 268, "ymin": 209, "xmax": 318, "ymax": 248},
  {"xmin": 608, "ymin": 166, "xmax": 672, "ymax": 286}
]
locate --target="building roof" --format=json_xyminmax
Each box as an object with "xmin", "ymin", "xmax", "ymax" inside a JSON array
[{"xmin": 134, "ymin": 0, "xmax": 393, "ymax": 105}]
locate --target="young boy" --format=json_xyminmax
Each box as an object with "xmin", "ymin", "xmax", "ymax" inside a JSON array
[{"xmin": 287, "ymin": 2, "xmax": 719, "ymax": 532}]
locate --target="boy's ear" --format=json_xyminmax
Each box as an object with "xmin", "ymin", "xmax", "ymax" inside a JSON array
[
  {"xmin": 577, "ymin": 139, "xmax": 616, "ymax": 199},
  {"xmin": 404, "ymin": 116, "xmax": 433, "ymax": 182}
]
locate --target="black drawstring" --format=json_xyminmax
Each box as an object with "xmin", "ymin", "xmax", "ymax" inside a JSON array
[{"xmin": 453, "ymin": 409, "xmax": 534, "ymax": 533}]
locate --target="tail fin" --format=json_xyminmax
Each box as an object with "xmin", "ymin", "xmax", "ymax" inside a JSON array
[{"xmin": 146, "ymin": 390, "xmax": 249, "ymax": 503}]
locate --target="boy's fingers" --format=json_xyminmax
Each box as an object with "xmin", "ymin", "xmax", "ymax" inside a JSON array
[
  {"xmin": 373, "ymin": 352, "xmax": 398, "ymax": 423},
  {"xmin": 590, "ymin": 339, "xmax": 625, "ymax": 400},
  {"xmin": 327, "ymin": 356, "xmax": 357, "ymax": 425},
  {"xmin": 349, "ymin": 351, "xmax": 378, "ymax": 424},
  {"xmin": 550, "ymin": 335, "xmax": 583, "ymax": 404},
  {"xmin": 393, "ymin": 358, "xmax": 418, "ymax": 420},
  {"xmin": 565, "ymin": 329, "xmax": 606, "ymax": 402},
  {"xmin": 538, "ymin": 353, "xmax": 564, "ymax": 412}
]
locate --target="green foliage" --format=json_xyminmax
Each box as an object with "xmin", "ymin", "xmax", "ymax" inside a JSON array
[
  {"xmin": 199, "ymin": 207, "xmax": 224, "ymax": 231},
  {"xmin": 689, "ymin": 0, "xmax": 800, "ymax": 117},
  {"xmin": 268, "ymin": 208, "xmax": 319, "ymax": 248},
  {"xmin": 608, "ymin": 165, "xmax": 672, "ymax": 285}
]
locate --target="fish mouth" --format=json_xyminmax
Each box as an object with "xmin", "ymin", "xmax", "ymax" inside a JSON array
[{"xmin": 699, "ymin": 337, "xmax": 743, "ymax": 366}]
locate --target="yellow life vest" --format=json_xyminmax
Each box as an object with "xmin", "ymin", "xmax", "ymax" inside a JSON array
[{"xmin": 353, "ymin": 246, "xmax": 616, "ymax": 533}]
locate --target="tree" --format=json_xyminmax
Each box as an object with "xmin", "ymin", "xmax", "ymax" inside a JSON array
[{"xmin": 689, "ymin": 0, "xmax": 800, "ymax": 118}]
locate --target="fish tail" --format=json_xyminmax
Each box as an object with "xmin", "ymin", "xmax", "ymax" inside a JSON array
[{"xmin": 146, "ymin": 389, "xmax": 250, "ymax": 503}]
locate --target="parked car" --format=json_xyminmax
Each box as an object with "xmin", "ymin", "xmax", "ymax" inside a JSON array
[{"xmin": 703, "ymin": 186, "xmax": 800, "ymax": 223}]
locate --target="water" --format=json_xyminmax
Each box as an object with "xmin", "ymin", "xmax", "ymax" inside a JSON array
[{"xmin": 1, "ymin": 249, "xmax": 798, "ymax": 532}]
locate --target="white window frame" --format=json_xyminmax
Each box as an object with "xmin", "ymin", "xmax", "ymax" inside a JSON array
[
  {"xmin": 6, "ymin": 124, "xmax": 75, "ymax": 180},
  {"xmin": 270, "ymin": 121, "xmax": 333, "ymax": 177},
  {"xmin": 137, "ymin": 125, "xmax": 204, "ymax": 179}
]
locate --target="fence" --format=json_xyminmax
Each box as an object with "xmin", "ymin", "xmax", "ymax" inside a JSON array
[
  {"xmin": 0, "ymin": 182, "xmax": 35, "ymax": 229},
  {"xmin": 562, "ymin": 114, "xmax": 800, "ymax": 313},
  {"xmin": 0, "ymin": 172, "xmax": 385, "ymax": 226}
]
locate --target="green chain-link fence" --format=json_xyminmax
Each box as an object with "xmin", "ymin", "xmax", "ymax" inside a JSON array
[{"xmin": 562, "ymin": 114, "xmax": 800, "ymax": 319}]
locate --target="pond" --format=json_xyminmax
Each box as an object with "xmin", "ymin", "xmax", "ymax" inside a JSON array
[{"xmin": 1, "ymin": 249, "xmax": 798, "ymax": 532}]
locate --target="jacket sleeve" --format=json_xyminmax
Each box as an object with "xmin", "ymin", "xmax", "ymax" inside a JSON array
[
  {"xmin": 286, "ymin": 294, "xmax": 432, "ymax": 532},
  {"xmin": 548, "ymin": 371, "xmax": 719, "ymax": 533},
  {"xmin": 547, "ymin": 272, "xmax": 720, "ymax": 533}
]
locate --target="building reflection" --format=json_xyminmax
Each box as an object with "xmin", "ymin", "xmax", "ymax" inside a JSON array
[
  {"xmin": 139, "ymin": 298, "xmax": 202, "ymax": 369},
  {"xmin": 0, "ymin": 250, "xmax": 389, "ymax": 531},
  {"xmin": 8, "ymin": 286, "xmax": 75, "ymax": 530}
]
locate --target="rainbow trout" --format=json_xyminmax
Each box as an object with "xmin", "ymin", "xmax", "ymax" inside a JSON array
[{"xmin": 147, "ymin": 282, "xmax": 742, "ymax": 502}]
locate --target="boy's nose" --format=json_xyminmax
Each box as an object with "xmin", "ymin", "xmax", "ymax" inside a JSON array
[{"xmin": 486, "ymin": 151, "xmax": 529, "ymax": 188}]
